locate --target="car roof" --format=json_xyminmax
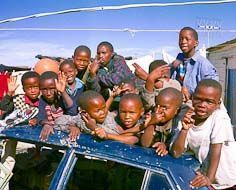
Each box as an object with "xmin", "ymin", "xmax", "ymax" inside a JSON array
[{"xmin": 0, "ymin": 125, "xmax": 201, "ymax": 189}]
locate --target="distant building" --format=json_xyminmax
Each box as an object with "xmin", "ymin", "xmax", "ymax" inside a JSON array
[
  {"xmin": 207, "ymin": 39, "xmax": 236, "ymax": 125},
  {"xmin": 207, "ymin": 38, "xmax": 236, "ymax": 101}
]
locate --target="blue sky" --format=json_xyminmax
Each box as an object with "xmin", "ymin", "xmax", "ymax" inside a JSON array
[{"xmin": 0, "ymin": 0, "xmax": 236, "ymax": 67}]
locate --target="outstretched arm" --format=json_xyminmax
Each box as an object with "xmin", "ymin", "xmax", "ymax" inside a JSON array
[
  {"xmin": 190, "ymin": 143, "xmax": 222, "ymax": 188},
  {"xmin": 93, "ymin": 128, "xmax": 139, "ymax": 145}
]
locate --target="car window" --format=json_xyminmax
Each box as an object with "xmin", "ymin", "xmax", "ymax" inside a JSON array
[{"xmin": 141, "ymin": 170, "xmax": 174, "ymax": 190}]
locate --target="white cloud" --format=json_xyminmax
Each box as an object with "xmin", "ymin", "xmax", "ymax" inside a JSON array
[
  {"xmin": 116, "ymin": 46, "xmax": 178, "ymax": 60},
  {"xmin": 0, "ymin": 39, "xmax": 73, "ymax": 68},
  {"xmin": 0, "ymin": 37, "xmax": 180, "ymax": 69}
]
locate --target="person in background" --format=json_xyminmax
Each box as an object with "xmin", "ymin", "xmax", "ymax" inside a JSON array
[
  {"xmin": 59, "ymin": 59, "xmax": 84, "ymax": 107},
  {"xmin": 86, "ymin": 41, "xmax": 138, "ymax": 99},
  {"xmin": 170, "ymin": 26, "xmax": 219, "ymax": 102},
  {"xmin": 73, "ymin": 45, "xmax": 91, "ymax": 83},
  {"xmin": 133, "ymin": 60, "xmax": 181, "ymax": 111}
]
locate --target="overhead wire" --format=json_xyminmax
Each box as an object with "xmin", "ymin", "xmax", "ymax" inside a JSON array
[{"xmin": 0, "ymin": 0, "xmax": 236, "ymax": 24}]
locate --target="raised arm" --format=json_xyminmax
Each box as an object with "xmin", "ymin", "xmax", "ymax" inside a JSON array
[
  {"xmin": 55, "ymin": 71, "xmax": 73, "ymax": 108},
  {"xmin": 170, "ymin": 108, "xmax": 195, "ymax": 158}
]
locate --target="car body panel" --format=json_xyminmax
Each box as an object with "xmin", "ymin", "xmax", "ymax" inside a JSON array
[{"xmin": 0, "ymin": 126, "xmax": 208, "ymax": 190}]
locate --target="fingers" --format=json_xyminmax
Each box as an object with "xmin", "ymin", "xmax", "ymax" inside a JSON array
[
  {"xmin": 152, "ymin": 142, "xmax": 168, "ymax": 157},
  {"xmin": 39, "ymin": 125, "xmax": 54, "ymax": 141},
  {"xmin": 69, "ymin": 127, "xmax": 80, "ymax": 142},
  {"xmin": 132, "ymin": 62, "xmax": 140, "ymax": 69},
  {"xmin": 93, "ymin": 128, "xmax": 107, "ymax": 139},
  {"xmin": 190, "ymin": 172, "xmax": 211, "ymax": 187}
]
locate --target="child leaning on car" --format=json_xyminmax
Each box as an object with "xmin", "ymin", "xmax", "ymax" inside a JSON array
[
  {"xmin": 37, "ymin": 71, "xmax": 78, "ymax": 141},
  {"xmin": 0, "ymin": 71, "xmax": 41, "ymax": 190},
  {"xmin": 140, "ymin": 87, "xmax": 183, "ymax": 157},
  {"xmin": 170, "ymin": 79, "xmax": 236, "ymax": 189}
]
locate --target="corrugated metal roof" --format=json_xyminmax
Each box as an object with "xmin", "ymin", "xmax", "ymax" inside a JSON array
[{"xmin": 207, "ymin": 38, "xmax": 236, "ymax": 52}]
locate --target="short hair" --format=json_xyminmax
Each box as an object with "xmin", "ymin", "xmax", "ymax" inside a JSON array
[
  {"xmin": 195, "ymin": 79, "xmax": 222, "ymax": 96},
  {"xmin": 180, "ymin": 27, "xmax": 198, "ymax": 40},
  {"xmin": 149, "ymin": 60, "xmax": 168, "ymax": 73},
  {"xmin": 59, "ymin": 59, "xmax": 76, "ymax": 70},
  {"xmin": 119, "ymin": 93, "xmax": 143, "ymax": 108},
  {"xmin": 73, "ymin": 45, "xmax": 91, "ymax": 57},
  {"xmin": 78, "ymin": 90, "xmax": 104, "ymax": 111},
  {"xmin": 97, "ymin": 41, "xmax": 114, "ymax": 53},
  {"xmin": 39, "ymin": 71, "xmax": 58, "ymax": 84},
  {"xmin": 21, "ymin": 71, "xmax": 40, "ymax": 86},
  {"xmin": 155, "ymin": 87, "xmax": 183, "ymax": 108}
]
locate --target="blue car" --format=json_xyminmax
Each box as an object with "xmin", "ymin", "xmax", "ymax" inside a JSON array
[{"xmin": 0, "ymin": 126, "xmax": 208, "ymax": 190}]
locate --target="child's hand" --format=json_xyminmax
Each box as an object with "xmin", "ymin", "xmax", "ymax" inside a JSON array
[
  {"xmin": 152, "ymin": 142, "xmax": 168, "ymax": 157},
  {"xmin": 181, "ymin": 87, "xmax": 190, "ymax": 102},
  {"xmin": 148, "ymin": 106, "xmax": 164, "ymax": 125},
  {"xmin": 92, "ymin": 127, "xmax": 107, "ymax": 139},
  {"xmin": 190, "ymin": 171, "xmax": 211, "ymax": 188},
  {"xmin": 55, "ymin": 72, "xmax": 67, "ymax": 93},
  {"xmin": 88, "ymin": 58, "xmax": 101, "ymax": 79},
  {"xmin": 7, "ymin": 74, "xmax": 19, "ymax": 96},
  {"xmin": 132, "ymin": 63, "xmax": 148, "ymax": 81},
  {"xmin": 40, "ymin": 124, "xmax": 54, "ymax": 141},
  {"xmin": 68, "ymin": 124, "xmax": 80, "ymax": 142},
  {"xmin": 110, "ymin": 85, "xmax": 122, "ymax": 97},
  {"xmin": 143, "ymin": 111, "xmax": 152, "ymax": 128},
  {"xmin": 148, "ymin": 65, "xmax": 170, "ymax": 82},
  {"xmin": 80, "ymin": 111, "xmax": 97, "ymax": 130},
  {"xmin": 182, "ymin": 108, "xmax": 195, "ymax": 131},
  {"xmin": 28, "ymin": 118, "xmax": 38, "ymax": 127}
]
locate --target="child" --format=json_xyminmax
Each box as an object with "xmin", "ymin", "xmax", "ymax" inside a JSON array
[
  {"xmin": 93, "ymin": 93, "xmax": 144, "ymax": 145},
  {"xmin": 72, "ymin": 45, "xmax": 91, "ymax": 83},
  {"xmin": 59, "ymin": 59, "xmax": 84, "ymax": 106},
  {"xmin": 134, "ymin": 60, "xmax": 181, "ymax": 111},
  {"xmin": 0, "ymin": 71, "xmax": 40, "ymax": 127},
  {"xmin": 140, "ymin": 87, "xmax": 183, "ymax": 157},
  {"xmin": 0, "ymin": 71, "xmax": 40, "ymax": 190},
  {"xmin": 54, "ymin": 90, "xmax": 121, "ymax": 138},
  {"xmin": 171, "ymin": 79, "xmax": 236, "ymax": 189},
  {"xmin": 171, "ymin": 26, "xmax": 219, "ymax": 102},
  {"xmin": 86, "ymin": 41, "xmax": 137, "ymax": 99},
  {"xmin": 38, "ymin": 71, "xmax": 78, "ymax": 141}
]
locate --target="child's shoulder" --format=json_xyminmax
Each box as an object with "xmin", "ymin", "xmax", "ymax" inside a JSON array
[
  {"xmin": 75, "ymin": 77, "xmax": 84, "ymax": 87},
  {"xmin": 211, "ymin": 108, "xmax": 230, "ymax": 120}
]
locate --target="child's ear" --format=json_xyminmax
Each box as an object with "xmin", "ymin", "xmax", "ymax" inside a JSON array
[
  {"xmin": 217, "ymin": 99, "xmax": 221, "ymax": 109},
  {"xmin": 194, "ymin": 40, "xmax": 199, "ymax": 48}
]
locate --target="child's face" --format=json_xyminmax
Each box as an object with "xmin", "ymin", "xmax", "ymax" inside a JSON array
[
  {"xmin": 73, "ymin": 51, "xmax": 90, "ymax": 71},
  {"xmin": 97, "ymin": 45, "xmax": 113, "ymax": 66},
  {"xmin": 192, "ymin": 86, "xmax": 221, "ymax": 120},
  {"xmin": 119, "ymin": 99, "xmax": 144, "ymax": 128},
  {"xmin": 40, "ymin": 79, "xmax": 57, "ymax": 103},
  {"xmin": 155, "ymin": 96, "xmax": 179, "ymax": 124},
  {"xmin": 23, "ymin": 77, "xmax": 40, "ymax": 101},
  {"xmin": 179, "ymin": 30, "xmax": 198, "ymax": 57},
  {"xmin": 86, "ymin": 97, "xmax": 107, "ymax": 124},
  {"xmin": 60, "ymin": 64, "xmax": 77, "ymax": 85}
]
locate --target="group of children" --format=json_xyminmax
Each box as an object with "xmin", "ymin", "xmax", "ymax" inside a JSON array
[{"xmin": 0, "ymin": 26, "xmax": 236, "ymax": 189}]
